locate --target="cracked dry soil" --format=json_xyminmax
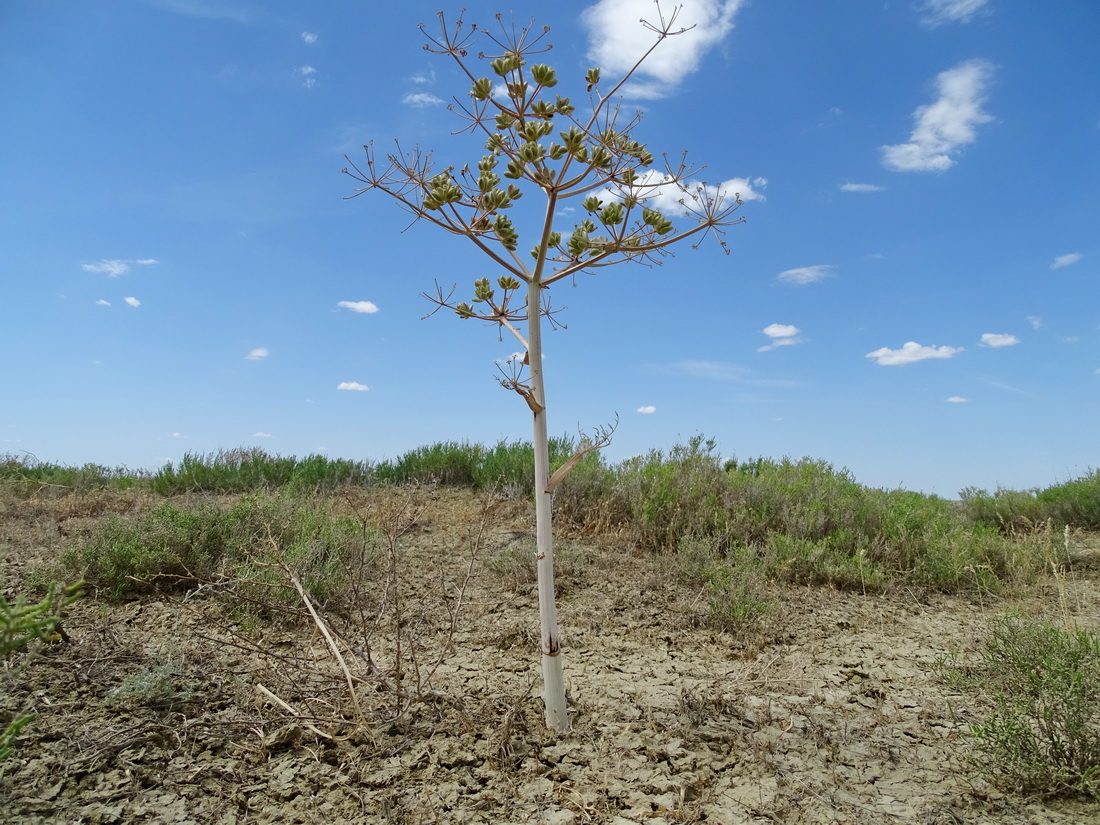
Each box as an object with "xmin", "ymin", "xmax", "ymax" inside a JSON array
[{"xmin": 2, "ymin": 487, "xmax": 1098, "ymax": 824}]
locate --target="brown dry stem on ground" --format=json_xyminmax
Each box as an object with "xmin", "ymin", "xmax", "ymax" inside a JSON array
[{"xmin": 2, "ymin": 487, "xmax": 1099, "ymax": 824}]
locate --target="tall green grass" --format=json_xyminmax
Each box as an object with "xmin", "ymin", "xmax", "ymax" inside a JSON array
[
  {"xmin": 0, "ymin": 453, "xmax": 139, "ymax": 495},
  {"xmin": 372, "ymin": 436, "xmax": 592, "ymax": 495},
  {"xmin": 151, "ymin": 448, "xmax": 373, "ymax": 495}
]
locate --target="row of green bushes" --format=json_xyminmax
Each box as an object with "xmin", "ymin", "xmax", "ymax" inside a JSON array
[
  {"xmin": 5, "ymin": 439, "xmax": 1097, "ymax": 596},
  {"xmin": 5, "ymin": 441, "xmax": 1097, "ymax": 532}
]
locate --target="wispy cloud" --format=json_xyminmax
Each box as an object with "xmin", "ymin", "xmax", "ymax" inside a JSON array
[
  {"xmin": 980, "ymin": 333, "xmax": 1019, "ymax": 348},
  {"xmin": 979, "ymin": 376, "xmax": 1036, "ymax": 397},
  {"xmin": 245, "ymin": 347, "xmax": 269, "ymax": 360},
  {"xmin": 86, "ymin": 260, "xmax": 128, "ymax": 276},
  {"xmin": 919, "ymin": 0, "xmax": 991, "ymax": 27},
  {"xmin": 777, "ymin": 265, "xmax": 832, "ymax": 285},
  {"xmin": 82, "ymin": 258, "xmax": 158, "ymax": 277},
  {"xmin": 674, "ymin": 360, "xmax": 747, "ymax": 381},
  {"xmin": 124, "ymin": 296, "xmax": 141, "ymax": 308},
  {"xmin": 337, "ymin": 381, "xmax": 370, "ymax": 391},
  {"xmin": 300, "ymin": 31, "xmax": 318, "ymax": 45},
  {"xmin": 757, "ymin": 323, "xmax": 801, "ymax": 352},
  {"xmin": 839, "ymin": 183, "xmax": 885, "ymax": 193},
  {"xmin": 1027, "ymin": 315, "xmax": 1043, "ymax": 329},
  {"xmin": 1051, "ymin": 252, "xmax": 1082, "ymax": 270},
  {"xmin": 882, "ymin": 59, "xmax": 994, "ymax": 172},
  {"xmin": 297, "ymin": 65, "xmax": 318, "ymax": 88},
  {"xmin": 865, "ymin": 341, "xmax": 964, "ymax": 365},
  {"xmin": 151, "ymin": 0, "xmax": 255, "ymax": 23},
  {"xmin": 946, "ymin": 396, "xmax": 969, "ymax": 403},
  {"xmin": 95, "ymin": 299, "xmax": 111, "ymax": 307},
  {"xmin": 253, "ymin": 432, "xmax": 272, "ymax": 438},
  {"xmin": 636, "ymin": 405, "xmax": 657, "ymax": 414},
  {"xmin": 581, "ymin": 0, "xmax": 747, "ymax": 99},
  {"xmin": 337, "ymin": 300, "xmax": 379, "ymax": 314},
  {"xmin": 402, "ymin": 92, "xmax": 444, "ymax": 108}
]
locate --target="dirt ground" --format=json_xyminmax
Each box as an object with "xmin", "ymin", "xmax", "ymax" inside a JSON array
[{"xmin": 2, "ymin": 487, "xmax": 1099, "ymax": 824}]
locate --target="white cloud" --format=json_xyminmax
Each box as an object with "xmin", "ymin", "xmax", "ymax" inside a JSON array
[
  {"xmin": 600, "ymin": 171, "xmax": 764, "ymax": 220},
  {"xmin": 636, "ymin": 405, "xmax": 657, "ymax": 414},
  {"xmin": 171, "ymin": 432, "xmax": 184, "ymax": 438},
  {"xmin": 946, "ymin": 396, "xmax": 969, "ymax": 403},
  {"xmin": 581, "ymin": 0, "xmax": 747, "ymax": 99},
  {"xmin": 777, "ymin": 265, "xmax": 832, "ymax": 285},
  {"xmin": 95, "ymin": 299, "xmax": 110, "ymax": 306},
  {"xmin": 298, "ymin": 65, "xmax": 318, "ymax": 88},
  {"xmin": 411, "ymin": 68, "xmax": 436, "ymax": 85},
  {"xmin": 402, "ymin": 92, "xmax": 444, "ymax": 108},
  {"xmin": 758, "ymin": 323, "xmax": 801, "ymax": 352},
  {"xmin": 301, "ymin": 31, "xmax": 318, "ymax": 45},
  {"xmin": 337, "ymin": 300, "xmax": 379, "ymax": 314},
  {"xmin": 865, "ymin": 341, "xmax": 964, "ymax": 366},
  {"xmin": 980, "ymin": 333, "xmax": 1019, "ymax": 348},
  {"xmin": 124, "ymin": 296, "xmax": 141, "ymax": 307},
  {"xmin": 1027, "ymin": 315, "xmax": 1043, "ymax": 329},
  {"xmin": 246, "ymin": 348, "xmax": 269, "ymax": 360},
  {"xmin": 1051, "ymin": 252, "xmax": 1082, "ymax": 270},
  {"xmin": 882, "ymin": 59, "xmax": 994, "ymax": 172},
  {"xmin": 253, "ymin": 432, "xmax": 272, "ymax": 438},
  {"xmin": 839, "ymin": 183, "xmax": 885, "ymax": 193},
  {"xmin": 919, "ymin": 0, "xmax": 991, "ymax": 27},
  {"xmin": 83, "ymin": 258, "xmax": 158, "ymax": 276},
  {"xmin": 337, "ymin": 381, "xmax": 370, "ymax": 391}
]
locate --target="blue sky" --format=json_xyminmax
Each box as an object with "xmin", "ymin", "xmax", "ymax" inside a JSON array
[{"xmin": 2, "ymin": 0, "xmax": 1097, "ymax": 497}]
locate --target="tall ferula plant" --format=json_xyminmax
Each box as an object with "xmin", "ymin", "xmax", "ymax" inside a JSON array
[{"xmin": 344, "ymin": 6, "xmax": 745, "ymax": 733}]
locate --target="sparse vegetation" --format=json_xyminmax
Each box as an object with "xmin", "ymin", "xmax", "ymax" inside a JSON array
[{"xmin": 3, "ymin": 440, "xmax": 1099, "ymax": 820}]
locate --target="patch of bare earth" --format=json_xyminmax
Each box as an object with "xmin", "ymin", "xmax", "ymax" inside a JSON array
[{"xmin": 2, "ymin": 488, "xmax": 1098, "ymax": 823}]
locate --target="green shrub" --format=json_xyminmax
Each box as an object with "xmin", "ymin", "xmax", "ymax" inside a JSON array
[
  {"xmin": 62, "ymin": 500, "xmax": 230, "ymax": 599},
  {"xmin": 611, "ymin": 436, "xmax": 731, "ymax": 551},
  {"xmin": 970, "ymin": 617, "xmax": 1100, "ymax": 799},
  {"xmin": 672, "ymin": 537, "xmax": 774, "ymax": 631},
  {"xmin": 1037, "ymin": 470, "xmax": 1100, "ymax": 531},
  {"xmin": 225, "ymin": 494, "xmax": 371, "ymax": 610},
  {"xmin": 63, "ymin": 494, "xmax": 371, "ymax": 606},
  {"xmin": 960, "ymin": 470, "xmax": 1100, "ymax": 533}
]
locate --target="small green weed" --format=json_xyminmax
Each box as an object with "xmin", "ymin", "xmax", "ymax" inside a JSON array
[
  {"xmin": 672, "ymin": 537, "xmax": 774, "ymax": 631},
  {"xmin": 970, "ymin": 616, "xmax": 1100, "ymax": 799},
  {"xmin": 1, "ymin": 581, "xmax": 83, "ymax": 760}
]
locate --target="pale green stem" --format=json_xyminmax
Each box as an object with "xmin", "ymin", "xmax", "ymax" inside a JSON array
[{"xmin": 527, "ymin": 275, "xmax": 569, "ymax": 734}]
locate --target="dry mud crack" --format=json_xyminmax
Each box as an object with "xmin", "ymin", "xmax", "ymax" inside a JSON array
[{"xmin": 2, "ymin": 489, "xmax": 1098, "ymax": 823}]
